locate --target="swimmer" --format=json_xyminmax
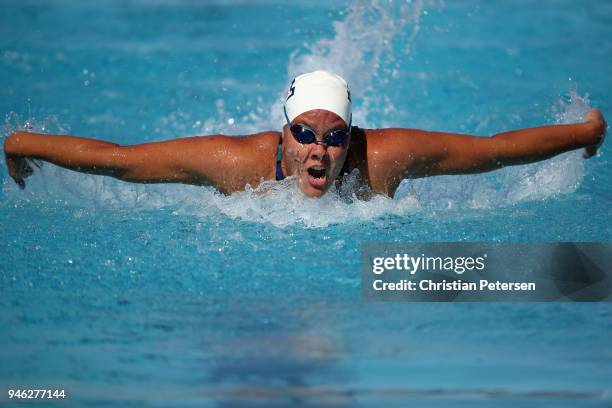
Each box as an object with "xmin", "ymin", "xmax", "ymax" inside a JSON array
[{"xmin": 3, "ymin": 70, "xmax": 607, "ymax": 198}]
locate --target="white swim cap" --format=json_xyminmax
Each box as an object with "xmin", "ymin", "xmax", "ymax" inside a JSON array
[{"xmin": 284, "ymin": 70, "xmax": 352, "ymax": 125}]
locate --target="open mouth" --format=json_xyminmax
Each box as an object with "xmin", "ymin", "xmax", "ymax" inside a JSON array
[{"xmin": 306, "ymin": 165, "xmax": 327, "ymax": 188}]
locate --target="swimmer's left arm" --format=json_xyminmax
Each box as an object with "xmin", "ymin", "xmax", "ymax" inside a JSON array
[{"xmin": 378, "ymin": 108, "xmax": 606, "ymax": 181}]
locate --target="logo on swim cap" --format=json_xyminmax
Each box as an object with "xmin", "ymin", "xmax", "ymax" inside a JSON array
[
  {"xmin": 284, "ymin": 70, "xmax": 352, "ymax": 125},
  {"xmin": 286, "ymin": 79, "xmax": 296, "ymax": 101}
]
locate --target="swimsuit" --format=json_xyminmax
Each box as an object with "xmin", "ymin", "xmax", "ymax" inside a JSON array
[{"xmin": 276, "ymin": 141, "xmax": 285, "ymax": 181}]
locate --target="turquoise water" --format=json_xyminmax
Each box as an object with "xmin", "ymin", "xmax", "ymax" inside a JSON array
[{"xmin": 1, "ymin": 0, "xmax": 611, "ymax": 406}]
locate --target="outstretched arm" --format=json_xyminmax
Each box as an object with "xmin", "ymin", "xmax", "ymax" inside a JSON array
[
  {"xmin": 369, "ymin": 109, "xmax": 606, "ymax": 194},
  {"xmin": 3, "ymin": 131, "xmax": 278, "ymax": 193}
]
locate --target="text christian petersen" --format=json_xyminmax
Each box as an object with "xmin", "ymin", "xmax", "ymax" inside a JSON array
[{"xmin": 370, "ymin": 253, "xmax": 536, "ymax": 292}]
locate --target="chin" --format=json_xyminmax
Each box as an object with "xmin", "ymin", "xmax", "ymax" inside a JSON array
[
  {"xmin": 298, "ymin": 177, "xmax": 330, "ymax": 198},
  {"xmin": 302, "ymin": 188, "xmax": 327, "ymax": 198}
]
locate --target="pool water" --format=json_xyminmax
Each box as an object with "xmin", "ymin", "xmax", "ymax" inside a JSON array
[{"xmin": 1, "ymin": 0, "xmax": 611, "ymax": 406}]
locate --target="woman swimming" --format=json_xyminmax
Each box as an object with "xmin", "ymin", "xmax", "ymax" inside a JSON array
[{"xmin": 3, "ymin": 70, "xmax": 607, "ymax": 198}]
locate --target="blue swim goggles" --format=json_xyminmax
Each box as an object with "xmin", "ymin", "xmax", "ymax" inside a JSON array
[{"xmin": 284, "ymin": 110, "xmax": 351, "ymax": 147}]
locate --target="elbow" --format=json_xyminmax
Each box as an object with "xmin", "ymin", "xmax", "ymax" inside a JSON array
[
  {"xmin": 102, "ymin": 146, "xmax": 132, "ymax": 178},
  {"xmin": 108, "ymin": 147, "xmax": 173, "ymax": 183},
  {"xmin": 483, "ymin": 135, "xmax": 508, "ymax": 168},
  {"xmin": 456, "ymin": 139, "xmax": 506, "ymax": 173}
]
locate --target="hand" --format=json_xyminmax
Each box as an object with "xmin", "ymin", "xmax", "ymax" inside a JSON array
[
  {"xmin": 4, "ymin": 132, "xmax": 35, "ymax": 189},
  {"xmin": 5, "ymin": 154, "xmax": 34, "ymax": 189},
  {"xmin": 583, "ymin": 109, "xmax": 607, "ymax": 158}
]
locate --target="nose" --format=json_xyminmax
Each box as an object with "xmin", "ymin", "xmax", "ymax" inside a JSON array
[{"xmin": 309, "ymin": 142, "xmax": 328, "ymax": 161}]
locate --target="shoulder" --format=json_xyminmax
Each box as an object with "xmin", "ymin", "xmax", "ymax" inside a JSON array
[
  {"xmin": 237, "ymin": 131, "xmax": 281, "ymax": 151},
  {"xmin": 360, "ymin": 127, "xmax": 451, "ymax": 165},
  {"xmin": 187, "ymin": 131, "xmax": 280, "ymax": 161},
  {"xmin": 227, "ymin": 131, "xmax": 280, "ymax": 165},
  {"xmin": 348, "ymin": 127, "xmax": 433, "ymax": 196},
  {"xmin": 350, "ymin": 127, "xmax": 430, "ymax": 161},
  {"xmin": 223, "ymin": 131, "xmax": 281, "ymax": 190},
  {"xmin": 362, "ymin": 127, "xmax": 431, "ymax": 146},
  {"xmin": 192, "ymin": 131, "xmax": 279, "ymax": 148},
  {"xmin": 178, "ymin": 131, "xmax": 280, "ymax": 193}
]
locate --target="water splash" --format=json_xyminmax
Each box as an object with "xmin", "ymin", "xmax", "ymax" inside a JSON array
[
  {"xmin": 285, "ymin": 0, "xmax": 428, "ymax": 127},
  {"xmin": 504, "ymin": 89, "xmax": 589, "ymax": 203},
  {"xmin": 197, "ymin": 172, "xmax": 420, "ymax": 228},
  {"xmin": 551, "ymin": 88, "xmax": 591, "ymax": 124},
  {"xmin": 398, "ymin": 89, "xmax": 590, "ymax": 209}
]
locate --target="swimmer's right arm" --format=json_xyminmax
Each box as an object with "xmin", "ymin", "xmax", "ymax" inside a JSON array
[{"xmin": 3, "ymin": 131, "xmax": 270, "ymax": 192}]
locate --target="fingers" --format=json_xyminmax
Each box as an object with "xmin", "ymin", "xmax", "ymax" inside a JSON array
[
  {"xmin": 583, "ymin": 108, "xmax": 606, "ymax": 160},
  {"xmin": 583, "ymin": 145, "xmax": 598, "ymax": 159},
  {"xmin": 15, "ymin": 178, "xmax": 25, "ymax": 189},
  {"xmin": 8, "ymin": 169, "xmax": 26, "ymax": 189},
  {"xmin": 20, "ymin": 159, "xmax": 33, "ymax": 177},
  {"xmin": 6, "ymin": 155, "xmax": 17, "ymax": 178},
  {"xmin": 5, "ymin": 155, "xmax": 30, "ymax": 189}
]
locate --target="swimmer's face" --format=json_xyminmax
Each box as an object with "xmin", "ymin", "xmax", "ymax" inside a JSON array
[{"xmin": 282, "ymin": 109, "xmax": 350, "ymax": 197}]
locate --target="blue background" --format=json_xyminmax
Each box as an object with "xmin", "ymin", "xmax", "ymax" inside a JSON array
[{"xmin": 1, "ymin": 0, "xmax": 611, "ymax": 406}]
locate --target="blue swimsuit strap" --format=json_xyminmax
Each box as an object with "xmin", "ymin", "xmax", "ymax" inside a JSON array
[{"xmin": 276, "ymin": 141, "xmax": 284, "ymax": 181}]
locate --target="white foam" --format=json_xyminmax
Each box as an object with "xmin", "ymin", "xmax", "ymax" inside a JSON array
[{"xmin": 190, "ymin": 172, "xmax": 421, "ymax": 228}]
